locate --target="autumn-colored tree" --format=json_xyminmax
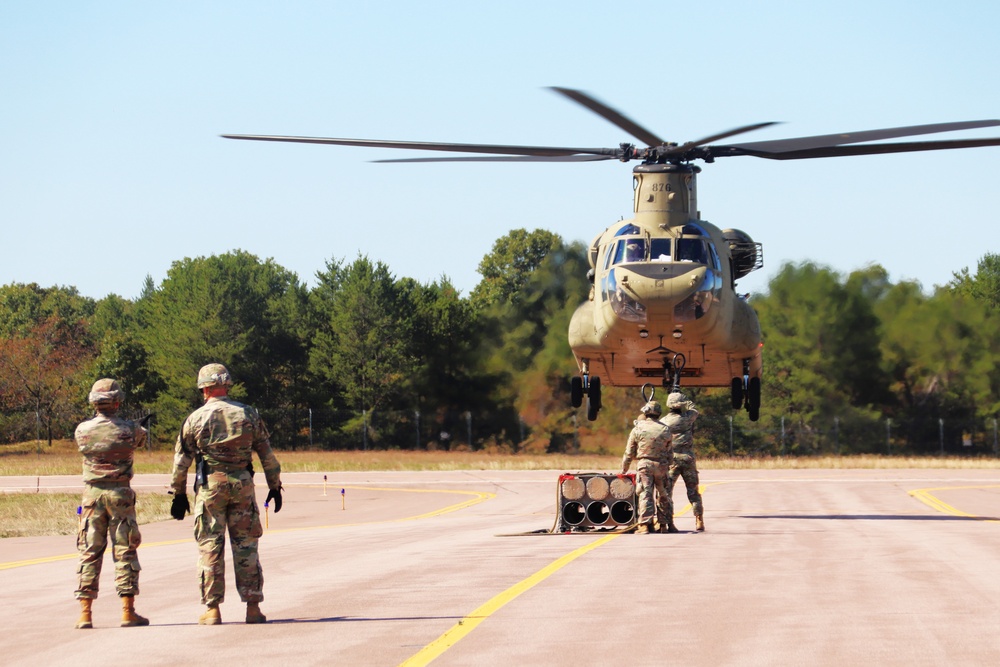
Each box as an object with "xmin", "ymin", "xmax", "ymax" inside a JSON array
[{"xmin": 0, "ymin": 317, "xmax": 95, "ymax": 444}]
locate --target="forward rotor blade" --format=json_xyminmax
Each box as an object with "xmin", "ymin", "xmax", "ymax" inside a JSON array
[
  {"xmin": 723, "ymin": 120, "xmax": 1000, "ymax": 154},
  {"xmin": 221, "ymin": 134, "xmax": 616, "ymax": 158},
  {"xmin": 373, "ymin": 154, "xmax": 617, "ymax": 163},
  {"xmin": 720, "ymin": 136, "xmax": 1000, "ymax": 160},
  {"xmin": 665, "ymin": 122, "xmax": 780, "ymax": 155},
  {"xmin": 549, "ymin": 87, "xmax": 666, "ymax": 147}
]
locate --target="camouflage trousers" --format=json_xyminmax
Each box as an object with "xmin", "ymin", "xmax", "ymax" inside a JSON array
[
  {"xmin": 75, "ymin": 484, "xmax": 141, "ymax": 599},
  {"xmin": 636, "ymin": 459, "xmax": 669, "ymax": 527},
  {"xmin": 194, "ymin": 470, "xmax": 264, "ymax": 606},
  {"xmin": 667, "ymin": 452, "xmax": 703, "ymax": 519}
]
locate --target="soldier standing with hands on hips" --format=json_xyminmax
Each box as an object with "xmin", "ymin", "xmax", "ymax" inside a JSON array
[
  {"xmin": 74, "ymin": 378, "xmax": 150, "ymax": 629},
  {"xmin": 169, "ymin": 363, "xmax": 283, "ymax": 625}
]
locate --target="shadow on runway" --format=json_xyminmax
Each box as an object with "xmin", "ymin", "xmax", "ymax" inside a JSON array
[
  {"xmin": 268, "ymin": 615, "xmax": 464, "ymax": 625},
  {"xmin": 739, "ymin": 514, "xmax": 998, "ymax": 521}
]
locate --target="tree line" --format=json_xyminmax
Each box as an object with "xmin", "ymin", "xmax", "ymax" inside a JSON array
[{"xmin": 2, "ymin": 232, "xmax": 998, "ymax": 456}]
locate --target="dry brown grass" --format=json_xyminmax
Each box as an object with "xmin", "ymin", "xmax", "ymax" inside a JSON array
[
  {"xmin": 0, "ymin": 492, "xmax": 173, "ymax": 538},
  {"xmin": 3, "ymin": 439, "xmax": 999, "ymax": 478}
]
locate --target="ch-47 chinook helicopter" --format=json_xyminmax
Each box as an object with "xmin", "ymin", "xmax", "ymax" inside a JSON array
[{"xmin": 223, "ymin": 87, "xmax": 1000, "ymax": 422}]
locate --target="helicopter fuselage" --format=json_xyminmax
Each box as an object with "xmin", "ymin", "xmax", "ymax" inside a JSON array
[{"xmin": 568, "ymin": 163, "xmax": 763, "ymax": 392}]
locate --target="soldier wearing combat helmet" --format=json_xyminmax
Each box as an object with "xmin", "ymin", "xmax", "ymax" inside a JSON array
[
  {"xmin": 621, "ymin": 400, "xmax": 673, "ymax": 534},
  {"xmin": 73, "ymin": 378, "xmax": 150, "ymax": 629},
  {"xmin": 170, "ymin": 363, "xmax": 283, "ymax": 625},
  {"xmin": 663, "ymin": 391, "xmax": 704, "ymax": 531}
]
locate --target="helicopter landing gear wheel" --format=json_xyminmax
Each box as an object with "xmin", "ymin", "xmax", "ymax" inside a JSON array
[
  {"xmin": 570, "ymin": 376, "xmax": 584, "ymax": 408},
  {"xmin": 746, "ymin": 376, "xmax": 761, "ymax": 422},
  {"xmin": 586, "ymin": 376, "xmax": 601, "ymax": 421},
  {"xmin": 730, "ymin": 377, "xmax": 744, "ymax": 409}
]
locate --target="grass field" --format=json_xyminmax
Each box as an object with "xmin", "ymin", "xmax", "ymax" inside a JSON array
[
  {"xmin": 4, "ymin": 439, "xmax": 999, "ymax": 477},
  {"xmin": 0, "ymin": 492, "xmax": 173, "ymax": 538},
  {"xmin": 4, "ymin": 439, "xmax": 998, "ymax": 538}
]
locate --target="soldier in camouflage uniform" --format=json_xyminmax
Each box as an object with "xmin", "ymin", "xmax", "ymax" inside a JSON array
[
  {"xmin": 169, "ymin": 363, "xmax": 283, "ymax": 625},
  {"xmin": 664, "ymin": 391, "xmax": 704, "ymax": 531},
  {"xmin": 621, "ymin": 401, "xmax": 673, "ymax": 534},
  {"xmin": 74, "ymin": 378, "xmax": 150, "ymax": 629}
]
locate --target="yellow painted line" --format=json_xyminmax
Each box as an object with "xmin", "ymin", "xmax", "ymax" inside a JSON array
[
  {"xmin": 399, "ymin": 533, "xmax": 620, "ymax": 667},
  {"xmin": 0, "ymin": 486, "xmax": 494, "ymax": 571},
  {"xmin": 400, "ymin": 481, "xmax": 722, "ymax": 665},
  {"xmin": 908, "ymin": 484, "xmax": 1000, "ymax": 521}
]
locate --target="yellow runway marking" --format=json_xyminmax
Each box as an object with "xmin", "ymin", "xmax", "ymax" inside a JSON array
[
  {"xmin": 401, "ymin": 481, "xmax": 721, "ymax": 665},
  {"xmin": 0, "ymin": 486, "xmax": 494, "ymax": 571},
  {"xmin": 908, "ymin": 484, "xmax": 1000, "ymax": 521},
  {"xmin": 399, "ymin": 533, "xmax": 620, "ymax": 667}
]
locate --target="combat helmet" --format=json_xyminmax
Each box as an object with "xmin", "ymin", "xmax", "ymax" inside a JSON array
[
  {"xmin": 197, "ymin": 363, "xmax": 233, "ymax": 389},
  {"xmin": 88, "ymin": 378, "xmax": 123, "ymax": 406},
  {"xmin": 666, "ymin": 392, "xmax": 687, "ymax": 410},
  {"xmin": 640, "ymin": 400, "xmax": 662, "ymax": 417}
]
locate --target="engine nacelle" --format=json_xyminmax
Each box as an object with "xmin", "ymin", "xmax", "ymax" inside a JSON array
[{"xmin": 722, "ymin": 228, "xmax": 762, "ymax": 280}]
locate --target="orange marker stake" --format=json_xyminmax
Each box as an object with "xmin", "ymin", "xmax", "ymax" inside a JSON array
[
  {"xmin": 323, "ymin": 474, "xmax": 328, "ymax": 496},
  {"xmin": 341, "ymin": 488, "xmax": 345, "ymax": 511},
  {"xmin": 264, "ymin": 502, "xmax": 270, "ymax": 530}
]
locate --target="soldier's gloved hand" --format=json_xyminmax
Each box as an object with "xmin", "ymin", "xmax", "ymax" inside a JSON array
[
  {"xmin": 139, "ymin": 413, "xmax": 154, "ymax": 428},
  {"xmin": 265, "ymin": 486, "xmax": 283, "ymax": 513},
  {"xmin": 170, "ymin": 493, "xmax": 190, "ymax": 520}
]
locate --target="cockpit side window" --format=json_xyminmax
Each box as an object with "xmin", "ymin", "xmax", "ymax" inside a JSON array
[
  {"xmin": 650, "ymin": 238, "xmax": 672, "ymax": 262},
  {"xmin": 614, "ymin": 224, "xmax": 641, "ymax": 237}
]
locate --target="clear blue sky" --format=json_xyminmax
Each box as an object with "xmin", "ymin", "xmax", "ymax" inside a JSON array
[{"xmin": 3, "ymin": 1, "xmax": 999, "ymax": 301}]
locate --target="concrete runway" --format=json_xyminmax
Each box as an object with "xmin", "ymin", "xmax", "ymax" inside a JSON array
[{"xmin": 2, "ymin": 468, "xmax": 999, "ymax": 666}]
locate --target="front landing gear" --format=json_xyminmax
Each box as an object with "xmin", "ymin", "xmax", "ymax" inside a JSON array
[
  {"xmin": 571, "ymin": 370, "xmax": 602, "ymax": 421},
  {"xmin": 732, "ymin": 360, "xmax": 761, "ymax": 421}
]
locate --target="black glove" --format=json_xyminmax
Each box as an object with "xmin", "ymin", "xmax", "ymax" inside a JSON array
[
  {"xmin": 139, "ymin": 413, "xmax": 154, "ymax": 428},
  {"xmin": 170, "ymin": 493, "xmax": 190, "ymax": 520},
  {"xmin": 265, "ymin": 486, "xmax": 283, "ymax": 513}
]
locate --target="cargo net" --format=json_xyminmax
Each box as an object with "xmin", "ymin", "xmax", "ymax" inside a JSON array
[{"xmin": 554, "ymin": 473, "xmax": 638, "ymax": 533}]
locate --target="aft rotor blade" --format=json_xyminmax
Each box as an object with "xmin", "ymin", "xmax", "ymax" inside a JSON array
[
  {"xmin": 222, "ymin": 134, "xmax": 616, "ymax": 158},
  {"xmin": 549, "ymin": 87, "xmax": 666, "ymax": 147},
  {"xmin": 720, "ymin": 136, "xmax": 1000, "ymax": 160},
  {"xmin": 723, "ymin": 120, "xmax": 1000, "ymax": 154}
]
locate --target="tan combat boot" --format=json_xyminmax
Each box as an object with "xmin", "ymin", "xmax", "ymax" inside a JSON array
[
  {"xmin": 695, "ymin": 514, "xmax": 705, "ymax": 532},
  {"xmin": 246, "ymin": 602, "xmax": 267, "ymax": 624},
  {"xmin": 121, "ymin": 596, "xmax": 149, "ymax": 627},
  {"xmin": 661, "ymin": 519, "xmax": 680, "ymax": 534},
  {"xmin": 635, "ymin": 524, "xmax": 651, "ymax": 534},
  {"xmin": 198, "ymin": 604, "xmax": 221, "ymax": 625},
  {"xmin": 75, "ymin": 598, "xmax": 93, "ymax": 629}
]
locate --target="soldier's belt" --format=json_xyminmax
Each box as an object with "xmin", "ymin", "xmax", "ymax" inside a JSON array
[
  {"xmin": 84, "ymin": 480, "xmax": 131, "ymax": 489},
  {"xmin": 205, "ymin": 463, "xmax": 252, "ymax": 474}
]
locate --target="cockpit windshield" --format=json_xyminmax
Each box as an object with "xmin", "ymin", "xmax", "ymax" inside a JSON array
[
  {"xmin": 649, "ymin": 238, "xmax": 671, "ymax": 262},
  {"xmin": 612, "ymin": 237, "xmax": 645, "ymax": 264},
  {"xmin": 678, "ymin": 238, "xmax": 709, "ymax": 264}
]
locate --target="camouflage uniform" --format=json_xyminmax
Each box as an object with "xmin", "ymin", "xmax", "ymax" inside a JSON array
[
  {"xmin": 171, "ymin": 395, "xmax": 281, "ymax": 607},
  {"xmin": 74, "ymin": 398, "xmax": 147, "ymax": 600},
  {"xmin": 621, "ymin": 415, "xmax": 672, "ymax": 528},
  {"xmin": 664, "ymin": 395, "xmax": 703, "ymax": 525}
]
